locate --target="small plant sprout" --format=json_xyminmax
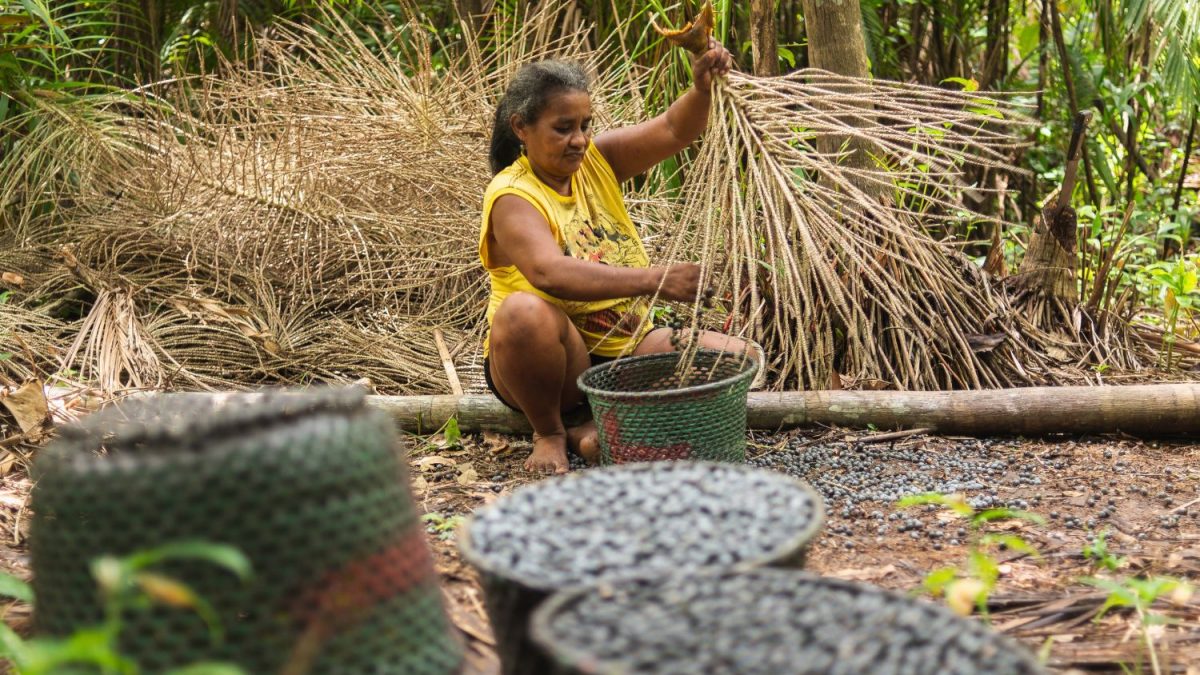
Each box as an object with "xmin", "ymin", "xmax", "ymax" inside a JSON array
[
  {"xmin": 422, "ymin": 512, "xmax": 466, "ymax": 541},
  {"xmin": 1082, "ymin": 529, "xmax": 1125, "ymax": 572},
  {"xmin": 1140, "ymin": 254, "xmax": 1199, "ymax": 368},
  {"xmin": 898, "ymin": 492, "xmax": 1043, "ymax": 618},
  {"xmin": 1082, "ymin": 575, "xmax": 1195, "ymax": 675}
]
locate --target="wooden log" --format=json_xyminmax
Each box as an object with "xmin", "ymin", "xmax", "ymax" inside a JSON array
[{"xmin": 368, "ymin": 384, "xmax": 1200, "ymax": 438}]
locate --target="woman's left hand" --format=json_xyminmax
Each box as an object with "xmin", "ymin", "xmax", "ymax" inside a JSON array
[{"xmin": 692, "ymin": 38, "xmax": 733, "ymax": 92}]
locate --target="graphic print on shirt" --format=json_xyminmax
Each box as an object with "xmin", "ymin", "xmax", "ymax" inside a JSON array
[{"xmin": 560, "ymin": 194, "xmax": 647, "ymax": 268}]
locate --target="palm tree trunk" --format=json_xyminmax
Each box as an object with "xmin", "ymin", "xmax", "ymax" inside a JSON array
[
  {"xmin": 750, "ymin": 0, "xmax": 779, "ymax": 75},
  {"xmin": 981, "ymin": 0, "xmax": 1009, "ymax": 89},
  {"xmin": 799, "ymin": 0, "xmax": 882, "ymax": 198}
]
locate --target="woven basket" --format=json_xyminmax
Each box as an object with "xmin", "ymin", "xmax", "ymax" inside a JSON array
[
  {"xmin": 531, "ymin": 568, "xmax": 1048, "ymax": 675},
  {"xmin": 459, "ymin": 462, "xmax": 822, "ymax": 675},
  {"xmin": 30, "ymin": 388, "xmax": 463, "ymax": 675},
  {"xmin": 577, "ymin": 349, "xmax": 759, "ymax": 464}
]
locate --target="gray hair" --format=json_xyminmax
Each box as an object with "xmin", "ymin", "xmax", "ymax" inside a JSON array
[{"xmin": 490, "ymin": 60, "xmax": 590, "ymax": 174}]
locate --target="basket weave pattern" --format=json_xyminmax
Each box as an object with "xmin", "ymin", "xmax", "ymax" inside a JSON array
[
  {"xmin": 578, "ymin": 349, "xmax": 758, "ymax": 463},
  {"xmin": 30, "ymin": 389, "xmax": 463, "ymax": 674}
]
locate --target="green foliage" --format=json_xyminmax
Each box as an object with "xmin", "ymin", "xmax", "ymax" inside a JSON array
[
  {"xmin": 1082, "ymin": 529, "xmax": 1126, "ymax": 572},
  {"xmin": 898, "ymin": 492, "xmax": 1042, "ymax": 617},
  {"xmin": 0, "ymin": 572, "xmax": 32, "ymax": 603},
  {"xmin": 1138, "ymin": 254, "xmax": 1200, "ymax": 364},
  {"xmin": 0, "ymin": 542, "xmax": 250, "ymax": 675},
  {"xmin": 1082, "ymin": 573, "xmax": 1193, "ymax": 673},
  {"xmin": 1084, "ymin": 574, "xmax": 1193, "ymax": 623},
  {"xmin": 421, "ymin": 512, "xmax": 465, "ymax": 540}
]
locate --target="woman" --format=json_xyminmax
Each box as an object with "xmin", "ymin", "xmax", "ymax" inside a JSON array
[{"xmin": 481, "ymin": 38, "xmax": 753, "ymax": 474}]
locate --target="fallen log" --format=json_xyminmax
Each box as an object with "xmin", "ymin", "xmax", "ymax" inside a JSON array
[{"xmin": 368, "ymin": 383, "xmax": 1200, "ymax": 437}]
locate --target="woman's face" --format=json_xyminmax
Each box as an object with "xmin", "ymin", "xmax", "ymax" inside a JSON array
[{"xmin": 513, "ymin": 89, "xmax": 591, "ymax": 183}]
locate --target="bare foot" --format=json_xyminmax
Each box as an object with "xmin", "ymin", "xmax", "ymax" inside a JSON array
[
  {"xmin": 567, "ymin": 421, "xmax": 601, "ymax": 465},
  {"xmin": 525, "ymin": 432, "xmax": 569, "ymax": 474}
]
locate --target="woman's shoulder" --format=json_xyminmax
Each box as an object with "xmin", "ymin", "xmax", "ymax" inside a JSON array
[{"xmin": 485, "ymin": 156, "xmax": 534, "ymax": 195}]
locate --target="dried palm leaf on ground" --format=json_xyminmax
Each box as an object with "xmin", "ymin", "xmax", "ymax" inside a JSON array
[{"xmin": 0, "ymin": 303, "xmax": 70, "ymax": 386}]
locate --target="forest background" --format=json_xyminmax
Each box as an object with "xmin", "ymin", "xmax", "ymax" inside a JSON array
[{"xmin": 0, "ymin": 0, "xmax": 1198, "ymax": 398}]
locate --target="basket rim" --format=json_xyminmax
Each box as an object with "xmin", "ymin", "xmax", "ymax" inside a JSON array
[
  {"xmin": 576, "ymin": 349, "xmax": 760, "ymax": 402},
  {"xmin": 529, "ymin": 567, "xmax": 1047, "ymax": 674},
  {"xmin": 456, "ymin": 461, "xmax": 824, "ymax": 593}
]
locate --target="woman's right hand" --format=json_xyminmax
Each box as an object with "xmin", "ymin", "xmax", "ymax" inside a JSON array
[{"xmin": 654, "ymin": 263, "xmax": 703, "ymax": 302}]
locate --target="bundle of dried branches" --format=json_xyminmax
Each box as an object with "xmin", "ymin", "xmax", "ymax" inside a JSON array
[
  {"xmin": 658, "ymin": 67, "xmax": 1118, "ymax": 389},
  {"xmin": 0, "ymin": 301, "xmax": 70, "ymax": 386},
  {"xmin": 0, "ymin": 2, "xmax": 1160, "ymax": 396},
  {"xmin": 0, "ymin": 3, "xmax": 650, "ymax": 395}
]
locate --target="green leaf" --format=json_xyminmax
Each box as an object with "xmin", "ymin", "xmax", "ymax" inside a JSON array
[
  {"xmin": 777, "ymin": 45, "xmax": 795, "ymax": 69},
  {"xmin": 443, "ymin": 416, "xmax": 461, "ymax": 448},
  {"xmin": 973, "ymin": 508, "xmax": 1044, "ymax": 526},
  {"xmin": 1082, "ymin": 576, "xmax": 1138, "ymax": 619},
  {"xmin": 980, "ymin": 533, "xmax": 1039, "ymax": 557},
  {"xmin": 121, "ymin": 542, "xmax": 252, "ymax": 581},
  {"xmin": 922, "ymin": 566, "xmax": 959, "ymax": 596},
  {"xmin": 942, "ymin": 76, "xmax": 979, "ymax": 92},
  {"xmin": 897, "ymin": 492, "xmax": 974, "ymax": 516},
  {"xmin": 0, "ymin": 571, "xmax": 33, "ymax": 602},
  {"xmin": 1181, "ymin": 269, "xmax": 1197, "ymax": 295},
  {"xmin": 967, "ymin": 105, "xmax": 1005, "ymax": 119},
  {"xmin": 968, "ymin": 549, "xmax": 1000, "ymax": 585},
  {"xmin": 19, "ymin": 627, "xmax": 131, "ymax": 673},
  {"xmin": 16, "ymin": 0, "xmax": 65, "ymax": 44},
  {"xmin": 0, "ymin": 621, "xmax": 27, "ymax": 664}
]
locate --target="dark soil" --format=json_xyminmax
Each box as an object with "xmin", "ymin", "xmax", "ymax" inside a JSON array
[
  {"xmin": 2, "ymin": 424, "xmax": 1197, "ymax": 674},
  {"xmin": 415, "ymin": 429, "xmax": 1200, "ymax": 674}
]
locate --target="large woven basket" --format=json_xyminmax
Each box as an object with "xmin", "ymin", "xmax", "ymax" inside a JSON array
[
  {"xmin": 459, "ymin": 462, "xmax": 823, "ymax": 675},
  {"xmin": 532, "ymin": 568, "xmax": 1048, "ymax": 675},
  {"xmin": 30, "ymin": 388, "xmax": 463, "ymax": 675},
  {"xmin": 577, "ymin": 348, "xmax": 759, "ymax": 464}
]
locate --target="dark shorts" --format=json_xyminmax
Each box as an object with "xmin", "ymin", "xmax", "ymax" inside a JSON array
[{"xmin": 483, "ymin": 353, "xmax": 616, "ymax": 412}]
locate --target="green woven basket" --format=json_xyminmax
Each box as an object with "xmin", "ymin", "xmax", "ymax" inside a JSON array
[
  {"xmin": 577, "ymin": 349, "xmax": 759, "ymax": 464},
  {"xmin": 30, "ymin": 388, "xmax": 463, "ymax": 675}
]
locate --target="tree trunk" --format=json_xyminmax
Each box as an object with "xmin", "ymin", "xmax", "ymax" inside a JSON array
[
  {"xmin": 799, "ymin": 0, "xmax": 882, "ymax": 197},
  {"xmin": 750, "ymin": 0, "xmax": 779, "ymax": 75},
  {"xmin": 800, "ymin": 0, "xmax": 870, "ymax": 79},
  {"xmin": 451, "ymin": 0, "xmax": 484, "ymax": 31},
  {"xmin": 1015, "ymin": 202, "xmax": 1079, "ymax": 301},
  {"xmin": 1016, "ymin": 111, "xmax": 1090, "ymax": 301},
  {"xmin": 980, "ymin": 0, "xmax": 1009, "ymax": 89},
  {"xmin": 362, "ymin": 384, "xmax": 1200, "ymax": 437}
]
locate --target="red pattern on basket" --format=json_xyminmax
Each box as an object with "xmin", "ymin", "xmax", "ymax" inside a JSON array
[
  {"xmin": 600, "ymin": 407, "xmax": 692, "ymax": 462},
  {"xmin": 292, "ymin": 526, "xmax": 438, "ymax": 629}
]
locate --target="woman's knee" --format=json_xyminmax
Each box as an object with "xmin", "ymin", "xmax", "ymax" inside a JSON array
[{"xmin": 492, "ymin": 293, "xmax": 565, "ymax": 346}]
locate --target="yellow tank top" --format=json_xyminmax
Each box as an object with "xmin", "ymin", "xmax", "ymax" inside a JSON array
[{"xmin": 480, "ymin": 142, "xmax": 651, "ymax": 357}]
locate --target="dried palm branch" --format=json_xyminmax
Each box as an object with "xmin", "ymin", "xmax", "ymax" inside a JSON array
[
  {"xmin": 0, "ymin": 2, "xmax": 650, "ymax": 395},
  {"xmin": 0, "ymin": 302, "xmax": 70, "ymax": 385},
  {"xmin": 657, "ymin": 68, "xmax": 1056, "ymax": 390},
  {"xmin": 634, "ymin": 2, "xmax": 1159, "ymax": 389}
]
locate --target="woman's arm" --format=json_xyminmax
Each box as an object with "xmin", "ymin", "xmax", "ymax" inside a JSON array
[
  {"xmin": 490, "ymin": 195, "xmax": 701, "ymax": 302},
  {"xmin": 594, "ymin": 38, "xmax": 732, "ymax": 183}
]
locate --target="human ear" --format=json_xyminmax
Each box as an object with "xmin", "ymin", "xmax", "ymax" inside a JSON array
[{"xmin": 510, "ymin": 114, "xmax": 528, "ymax": 144}]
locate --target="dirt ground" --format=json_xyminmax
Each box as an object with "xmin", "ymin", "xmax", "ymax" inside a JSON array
[
  {"xmin": 1, "ymin": 425, "xmax": 1198, "ymax": 673},
  {"xmin": 413, "ymin": 429, "xmax": 1200, "ymax": 675}
]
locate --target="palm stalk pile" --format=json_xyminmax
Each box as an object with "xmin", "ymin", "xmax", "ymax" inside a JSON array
[
  {"xmin": 0, "ymin": 4, "xmax": 1155, "ymax": 395},
  {"xmin": 0, "ymin": 6, "xmax": 643, "ymax": 394}
]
